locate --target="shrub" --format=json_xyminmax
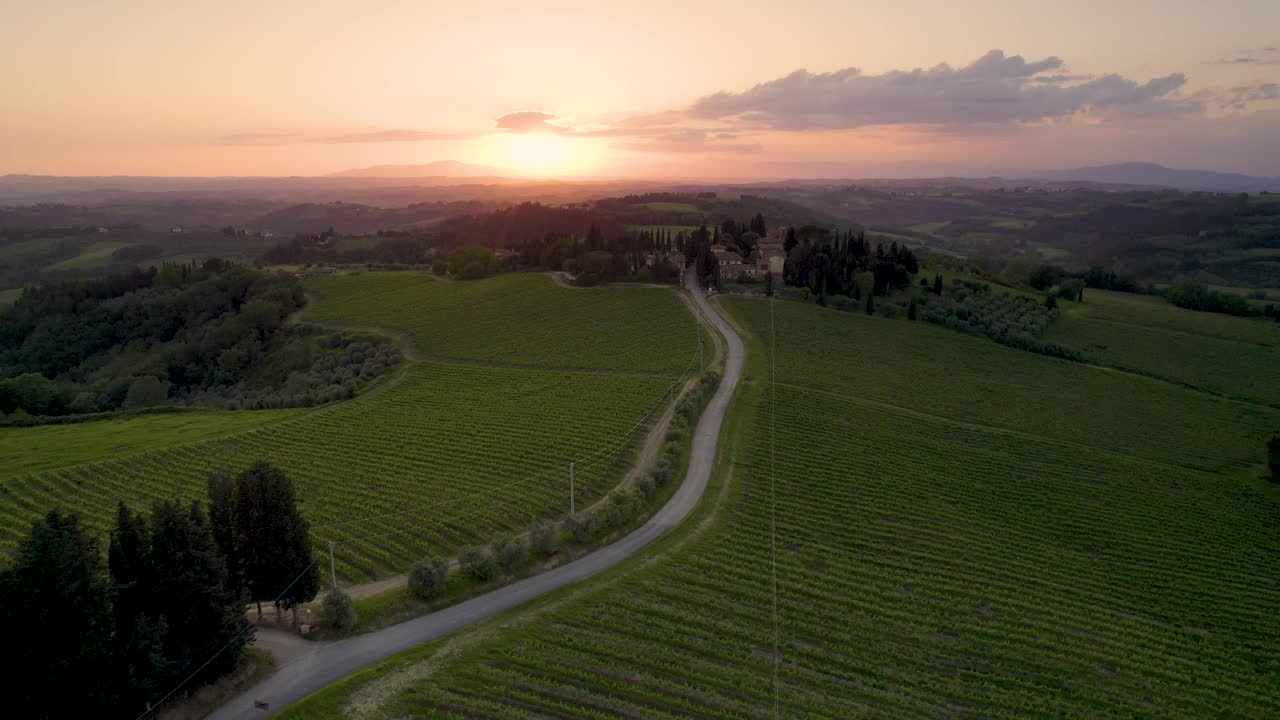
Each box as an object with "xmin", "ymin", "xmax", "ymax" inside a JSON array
[
  {"xmin": 408, "ymin": 556, "xmax": 449, "ymax": 600},
  {"xmin": 459, "ymin": 546, "xmax": 497, "ymax": 582},
  {"xmin": 601, "ymin": 490, "xmax": 642, "ymax": 529},
  {"xmin": 636, "ymin": 474, "xmax": 656, "ymax": 497},
  {"xmin": 531, "ymin": 520, "xmax": 559, "ymax": 555},
  {"xmin": 569, "ymin": 511, "xmax": 601, "ymax": 544},
  {"xmin": 457, "ymin": 261, "xmax": 486, "ymax": 280},
  {"xmin": 322, "ymin": 589, "xmax": 356, "ymax": 631},
  {"xmin": 492, "ymin": 533, "xmax": 529, "ymax": 574},
  {"xmin": 431, "ymin": 259, "xmax": 448, "ymax": 276}
]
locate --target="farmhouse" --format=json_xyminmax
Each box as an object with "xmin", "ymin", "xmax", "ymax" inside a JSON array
[{"xmin": 712, "ymin": 247, "xmax": 749, "ymax": 279}]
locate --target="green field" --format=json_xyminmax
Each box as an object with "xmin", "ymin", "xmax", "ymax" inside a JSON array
[
  {"xmin": 47, "ymin": 240, "xmax": 132, "ymax": 270},
  {"xmin": 636, "ymin": 201, "xmax": 701, "ymax": 213},
  {"xmin": 0, "ymin": 273, "xmax": 699, "ymax": 581},
  {"xmin": 296, "ymin": 294, "xmax": 1280, "ymax": 717},
  {"xmin": 0, "ymin": 287, "xmax": 21, "ymax": 307},
  {"xmin": 0, "ymin": 409, "xmax": 301, "ymax": 479},
  {"xmin": 1047, "ymin": 289, "xmax": 1280, "ymax": 407},
  {"xmin": 626, "ymin": 224, "xmax": 703, "ymax": 235},
  {"xmin": 301, "ymin": 272, "xmax": 697, "ymax": 371}
]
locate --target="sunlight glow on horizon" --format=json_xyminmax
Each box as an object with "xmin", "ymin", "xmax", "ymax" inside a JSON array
[{"xmin": 479, "ymin": 132, "xmax": 601, "ymax": 177}]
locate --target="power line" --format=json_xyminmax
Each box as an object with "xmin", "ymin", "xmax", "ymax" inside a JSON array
[{"xmin": 769, "ymin": 284, "xmax": 781, "ymax": 719}]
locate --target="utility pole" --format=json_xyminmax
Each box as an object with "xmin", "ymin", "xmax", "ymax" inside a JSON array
[
  {"xmin": 328, "ymin": 541, "xmax": 337, "ymax": 592},
  {"xmin": 569, "ymin": 462, "xmax": 575, "ymax": 515},
  {"xmin": 699, "ymin": 335, "xmax": 703, "ymax": 372}
]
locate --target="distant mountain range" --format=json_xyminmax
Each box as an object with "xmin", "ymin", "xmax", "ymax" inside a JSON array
[
  {"xmin": 1033, "ymin": 162, "xmax": 1280, "ymax": 193},
  {"xmin": 327, "ymin": 160, "xmax": 513, "ymax": 178}
]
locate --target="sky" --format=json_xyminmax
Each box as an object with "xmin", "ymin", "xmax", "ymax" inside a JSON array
[{"xmin": 2, "ymin": 0, "xmax": 1279, "ymax": 179}]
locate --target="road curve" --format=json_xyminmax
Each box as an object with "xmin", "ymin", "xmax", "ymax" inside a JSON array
[{"xmin": 210, "ymin": 269, "xmax": 744, "ymax": 719}]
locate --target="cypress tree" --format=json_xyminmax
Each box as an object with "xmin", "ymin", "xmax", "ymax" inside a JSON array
[
  {"xmin": 908, "ymin": 297, "xmax": 918, "ymax": 320},
  {"xmin": 144, "ymin": 499, "xmax": 248, "ymax": 694},
  {"xmin": 0, "ymin": 510, "xmax": 114, "ymax": 717},
  {"xmin": 865, "ymin": 291, "xmax": 875, "ymax": 315},
  {"xmin": 933, "ymin": 273, "xmax": 943, "ymax": 295},
  {"xmin": 109, "ymin": 503, "xmax": 169, "ymax": 713}
]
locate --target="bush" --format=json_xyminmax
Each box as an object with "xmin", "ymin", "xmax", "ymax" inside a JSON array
[
  {"xmin": 457, "ymin": 261, "xmax": 486, "ymax": 280},
  {"xmin": 530, "ymin": 520, "xmax": 559, "ymax": 555},
  {"xmin": 601, "ymin": 489, "xmax": 642, "ymax": 529},
  {"xmin": 636, "ymin": 474, "xmax": 656, "ymax": 497},
  {"xmin": 322, "ymin": 589, "xmax": 356, "ymax": 631},
  {"xmin": 459, "ymin": 546, "xmax": 497, "ymax": 583},
  {"xmin": 492, "ymin": 533, "xmax": 530, "ymax": 574},
  {"xmin": 407, "ymin": 556, "xmax": 449, "ymax": 600},
  {"xmin": 569, "ymin": 511, "xmax": 601, "ymax": 544},
  {"xmin": 431, "ymin": 259, "xmax": 448, "ymax": 276}
]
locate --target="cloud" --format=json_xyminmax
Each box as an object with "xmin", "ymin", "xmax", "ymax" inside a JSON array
[
  {"xmin": 687, "ymin": 50, "xmax": 1193, "ymax": 130},
  {"xmin": 1193, "ymin": 82, "xmax": 1280, "ymax": 110},
  {"xmin": 494, "ymin": 111, "xmax": 571, "ymax": 134},
  {"xmin": 318, "ymin": 129, "xmax": 464, "ymax": 143},
  {"xmin": 216, "ymin": 128, "xmax": 463, "ymax": 145},
  {"xmin": 1215, "ymin": 57, "xmax": 1260, "ymax": 64},
  {"xmin": 215, "ymin": 132, "xmax": 304, "ymax": 146},
  {"xmin": 613, "ymin": 130, "xmax": 761, "ymax": 153}
]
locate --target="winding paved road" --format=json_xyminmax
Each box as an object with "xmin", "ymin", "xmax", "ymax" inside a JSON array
[{"xmin": 210, "ymin": 269, "xmax": 744, "ymax": 718}]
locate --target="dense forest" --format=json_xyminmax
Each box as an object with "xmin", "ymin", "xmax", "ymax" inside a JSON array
[{"xmin": 0, "ymin": 261, "xmax": 400, "ymax": 419}]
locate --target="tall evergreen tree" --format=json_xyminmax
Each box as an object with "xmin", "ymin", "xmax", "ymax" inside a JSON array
[
  {"xmin": 144, "ymin": 500, "xmax": 248, "ymax": 691},
  {"xmin": 222, "ymin": 461, "xmax": 319, "ymax": 627},
  {"xmin": 207, "ymin": 469, "xmax": 239, "ymax": 596},
  {"xmin": 933, "ymin": 273, "xmax": 943, "ymax": 295},
  {"xmin": 109, "ymin": 503, "xmax": 169, "ymax": 713},
  {"xmin": 865, "ymin": 291, "xmax": 875, "ymax": 315},
  {"xmin": 783, "ymin": 226, "xmax": 797, "ymax": 255},
  {"xmin": 0, "ymin": 510, "xmax": 113, "ymax": 717}
]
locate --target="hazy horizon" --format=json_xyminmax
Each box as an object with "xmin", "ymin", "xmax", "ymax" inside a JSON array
[{"xmin": 3, "ymin": 1, "xmax": 1280, "ymax": 179}]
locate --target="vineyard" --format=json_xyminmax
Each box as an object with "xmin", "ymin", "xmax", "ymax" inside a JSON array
[
  {"xmin": 0, "ymin": 408, "xmax": 301, "ymax": 479},
  {"xmin": 300, "ymin": 272, "xmax": 698, "ymax": 372},
  {"xmin": 0, "ymin": 272, "xmax": 701, "ymax": 582},
  {"xmin": 1045, "ymin": 289, "xmax": 1280, "ymax": 407},
  {"xmin": 299, "ymin": 294, "xmax": 1280, "ymax": 718},
  {"xmin": 735, "ymin": 297, "xmax": 1278, "ymax": 474}
]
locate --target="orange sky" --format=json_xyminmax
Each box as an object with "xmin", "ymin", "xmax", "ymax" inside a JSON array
[{"xmin": 3, "ymin": 1, "xmax": 1279, "ymax": 178}]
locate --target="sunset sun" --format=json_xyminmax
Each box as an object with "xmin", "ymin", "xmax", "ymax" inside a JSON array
[{"xmin": 503, "ymin": 132, "xmax": 576, "ymax": 175}]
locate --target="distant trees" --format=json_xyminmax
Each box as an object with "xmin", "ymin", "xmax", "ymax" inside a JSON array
[
  {"xmin": 0, "ymin": 262, "xmax": 384, "ymax": 419},
  {"xmin": 784, "ymin": 228, "xmax": 918, "ymax": 301},
  {"xmin": 448, "ymin": 245, "xmax": 499, "ymax": 279},
  {"xmin": 1165, "ymin": 283, "xmax": 1253, "ymax": 317}
]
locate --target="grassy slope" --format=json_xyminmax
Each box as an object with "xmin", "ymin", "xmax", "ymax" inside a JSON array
[
  {"xmin": 0, "ymin": 409, "xmax": 301, "ymax": 479},
  {"xmin": 1, "ymin": 273, "xmax": 698, "ymax": 582},
  {"xmin": 302, "ymin": 272, "xmax": 696, "ymax": 372},
  {"xmin": 47, "ymin": 240, "xmax": 132, "ymax": 270},
  {"xmin": 296, "ymin": 295, "xmax": 1280, "ymax": 718},
  {"xmin": 1046, "ymin": 289, "xmax": 1280, "ymax": 407}
]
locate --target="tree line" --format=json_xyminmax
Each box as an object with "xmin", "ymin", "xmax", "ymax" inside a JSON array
[
  {"xmin": 0, "ymin": 261, "xmax": 402, "ymax": 421},
  {"xmin": 0, "ymin": 461, "xmax": 316, "ymax": 718},
  {"xmin": 782, "ymin": 227, "xmax": 920, "ymax": 301}
]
